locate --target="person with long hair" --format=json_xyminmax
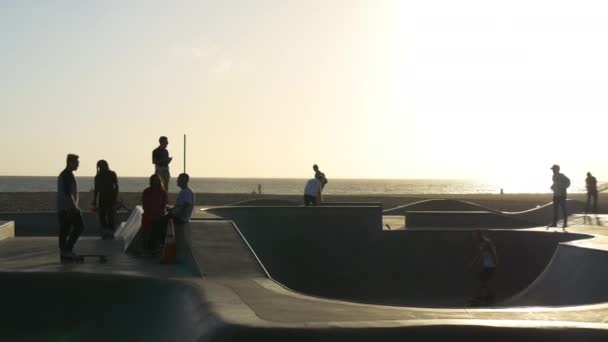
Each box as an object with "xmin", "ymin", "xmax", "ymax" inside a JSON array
[
  {"xmin": 141, "ymin": 174, "xmax": 168, "ymax": 255},
  {"xmin": 92, "ymin": 160, "xmax": 119, "ymax": 239}
]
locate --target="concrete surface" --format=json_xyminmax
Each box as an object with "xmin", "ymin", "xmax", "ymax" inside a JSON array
[{"xmin": 3, "ymin": 206, "xmax": 608, "ymax": 340}]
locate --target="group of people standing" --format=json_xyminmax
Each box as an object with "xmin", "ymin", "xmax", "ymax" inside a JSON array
[{"xmin": 56, "ymin": 136, "xmax": 195, "ymax": 261}]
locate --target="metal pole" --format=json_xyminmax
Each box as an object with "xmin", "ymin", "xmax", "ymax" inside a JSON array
[{"xmin": 183, "ymin": 134, "xmax": 186, "ymax": 173}]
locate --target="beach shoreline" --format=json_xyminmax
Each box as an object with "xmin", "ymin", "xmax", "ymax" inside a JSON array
[{"xmin": 0, "ymin": 192, "xmax": 603, "ymax": 213}]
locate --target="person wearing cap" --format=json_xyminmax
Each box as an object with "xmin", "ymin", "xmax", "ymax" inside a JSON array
[
  {"xmin": 549, "ymin": 164, "xmax": 570, "ymax": 230},
  {"xmin": 586, "ymin": 172, "xmax": 598, "ymax": 214}
]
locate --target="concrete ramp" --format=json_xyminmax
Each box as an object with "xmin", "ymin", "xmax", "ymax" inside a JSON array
[
  {"xmin": 114, "ymin": 206, "xmax": 143, "ymax": 253},
  {"xmin": 506, "ymin": 242, "xmax": 608, "ymax": 306},
  {"xmin": 186, "ymin": 220, "xmax": 267, "ymax": 278}
]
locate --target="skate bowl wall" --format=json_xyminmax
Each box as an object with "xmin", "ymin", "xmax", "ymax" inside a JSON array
[
  {"xmin": 0, "ymin": 272, "xmax": 208, "ymax": 341},
  {"xmin": 206, "ymin": 206, "xmax": 589, "ymax": 307},
  {"xmin": 507, "ymin": 243, "xmax": 608, "ymax": 306}
]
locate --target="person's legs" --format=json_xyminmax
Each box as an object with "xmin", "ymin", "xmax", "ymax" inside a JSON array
[
  {"xmin": 586, "ymin": 193, "xmax": 592, "ymax": 213},
  {"xmin": 551, "ymin": 196, "xmax": 559, "ymax": 226},
  {"xmin": 65, "ymin": 211, "xmax": 85, "ymax": 251},
  {"xmin": 98, "ymin": 206, "xmax": 109, "ymax": 232},
  {"xmin": 156, "ymin": 216, "xmax": 169, "ymax": 249},
  {"xmin": 558, "ymin": 197, "xmax": 568, "ymax": 227},
  {"xmin": 593, "ymin": 192, "xmax": 599, "ymax": 213},
  {"xmin": 57, "ymin": 211, "xmax": 71, "ymax": 251},
  {"xmin": 304, "ymin": 195, "xmax": 313, "ymax": 206},
  {"xmin": 161, "ymin": 170, "xmax": 170, "ymax": 192}
]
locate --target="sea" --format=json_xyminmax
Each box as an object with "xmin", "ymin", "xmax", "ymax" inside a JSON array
[{"xmin": 0, "ymin": 176, "xmax": 567, "ymax": 194}]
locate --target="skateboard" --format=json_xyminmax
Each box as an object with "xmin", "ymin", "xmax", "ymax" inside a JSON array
[{"xmin": 61, "ymin": 254, "xmax": 108, "ymax": 264}]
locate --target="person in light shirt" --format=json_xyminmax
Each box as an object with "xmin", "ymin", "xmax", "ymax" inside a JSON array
[
  {"xmin": 303, "ymin": 175, "xmax": 323, "ymax": 206},
  {"xmin": 169, "ymin": 173, "xmax": 195, "ymax": 224}
]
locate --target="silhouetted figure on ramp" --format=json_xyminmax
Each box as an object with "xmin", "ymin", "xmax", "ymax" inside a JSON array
[
  {"xmin": 586, "ymin": 172, "xmax": 598, "ymax": 214},
  {"xmin": 549, "ymin": 164, "xmax": 570, "ymax": 230},
  {"xmin": 467, "ymin": 230, "xmax": 498, "ymax": 306},
  {"xmin": 92, "ymin": 160, "xmax": 119, "ymax": 239},
  {"xmin": 57, "ymin": 154, "xmax": 85, "ymax": 261}
]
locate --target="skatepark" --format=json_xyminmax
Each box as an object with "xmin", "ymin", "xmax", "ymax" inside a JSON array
[{"xmin": 2, "ymin": 200, "xmax": 608, "ymax": 340}]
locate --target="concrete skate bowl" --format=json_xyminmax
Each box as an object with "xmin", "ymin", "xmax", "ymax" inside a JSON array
[
  {"xmin": 507, "ymin": 241, "xmax": 608, "ymax": 306},
  {"xmin": 0, "ymin": 272, "xmax": 208, "ymax": 341},
  {"xmin": 206, "ymin": 206, "xmax": 590, "ymax": 307},
  {"xmin": 383, "ymin": 199, "xmax": 585, "ymax": 228}
]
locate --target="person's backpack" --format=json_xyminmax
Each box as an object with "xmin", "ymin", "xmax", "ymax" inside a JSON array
[{"xmin": 563, "ymin": 175, "xmax": 571, "ymax": 188}]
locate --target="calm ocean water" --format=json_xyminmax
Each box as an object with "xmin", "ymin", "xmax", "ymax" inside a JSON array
[{"xmin": 0, "ymin": 176, "xmax": 570, "ymax": 194}]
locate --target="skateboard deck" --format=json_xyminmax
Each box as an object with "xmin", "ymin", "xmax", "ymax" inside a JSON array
[{"xmin": 61, "ymin": 254, "xmax": 108, "ymax": 264}]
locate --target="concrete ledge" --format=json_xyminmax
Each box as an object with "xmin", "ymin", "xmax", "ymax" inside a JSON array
[
  {"xmin": 406, "ymin": 211, "xmax": 530, "ymax": 228},
  {"xmin": 321, "ymin": 202, "xmax": 382, "ymax": 208},
  {"xmin": 0, "ymin": 221, "xmax": 15, "ymax": 240},
  {"xmin": 0, "ymin": 211, "xmax": 130, "ymax": 236}
]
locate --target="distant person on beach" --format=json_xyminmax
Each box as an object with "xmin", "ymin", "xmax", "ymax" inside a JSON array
[
  {"xmin": 303, "ymin": 175, "xmax": 323, "ymax": 206},
  {"xmin": 92, "ymin": 160, "xmax": 119, "ymax": 239},
  {"xmin": 467, "ymin": 230, "xmax": 498, "ymax": 305},
  {"xmin": 57, "ymin": 154, "xmax": 84, "ymax": 261},
  {"xmin": 313, "ymin": 164, "xmax": 328, "ymax": 189},
  {"xmin": 142, "ymin": 174, "xmax": 168, "ymax": 255},
  {"xmin": 549, "ymin": 164, "xmax": 570, "ymax": 230},
  {"xmin": 586, "ymin": 172, "xmax": 598, "ymax": 214},
  {"xmin": 152, "ymin": 136, "xmax": 172, "ymax": 192},
  {"xmin": 169, "ymin": 173, "xmax": 195, "ymax": 224}
]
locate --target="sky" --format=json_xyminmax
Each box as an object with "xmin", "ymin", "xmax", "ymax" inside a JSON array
[{"xmin": 2, "ymin": 0, "xmax": 608, "ymax": 188}]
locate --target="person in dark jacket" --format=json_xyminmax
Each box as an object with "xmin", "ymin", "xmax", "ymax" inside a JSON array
[{"xmin": 92, "ymin": 160, "xmax": 119, "ymax": 239}]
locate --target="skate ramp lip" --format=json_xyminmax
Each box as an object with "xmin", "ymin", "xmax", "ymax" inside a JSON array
[
  {"xmin": 383, "ymin": 199, "xmax": 585, "ymax": 227},
  {"xmin": 0, "ymin": 271, "xmax": 209, "ymax": 341}
]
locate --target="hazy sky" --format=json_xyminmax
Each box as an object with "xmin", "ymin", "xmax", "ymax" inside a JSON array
[{"xmin": 2, "ymin": 1, "xmax": 608, "ymax": 187}]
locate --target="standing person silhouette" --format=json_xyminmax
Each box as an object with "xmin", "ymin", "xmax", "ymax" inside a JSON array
[
  {"xmin": 549, "ymin": 164, "xmax": 570, "ymax": 230},
  {"xmin": 141, "ymin": 174, "xmax": 168, "ymax": 255},
  {"xmin": 92, "ymin": 160, "xmax": 119, "ymax": 239},
  {"xmin": 57, "ymin": 154, "xmax": 85, "ymax": 261},
  {"xmin": 312, "ymin": 164, "xmax": 328, "ymax": 189},
  {"xmin": 586, "ymin": 172, "xmax": 598, "ymax": 214},
  {"xmin": 152, "ymin": 136, "xmax": 172, "ymax": 192}
]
